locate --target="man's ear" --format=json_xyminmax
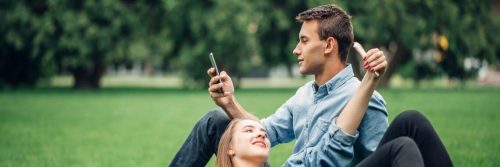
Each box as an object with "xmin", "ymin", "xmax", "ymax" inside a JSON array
[{"xmin": 324, "ymin": 37, "xmax": 337, "ymax": 55}]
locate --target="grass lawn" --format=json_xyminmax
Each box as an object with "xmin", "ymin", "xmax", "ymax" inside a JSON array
[{"xmin": 0, "ymin": 88, "xmax": 499, "ymax": 166}]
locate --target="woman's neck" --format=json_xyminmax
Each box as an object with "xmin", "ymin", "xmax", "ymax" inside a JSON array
[{"xmin": 232, "ymin": 157, "xmax": 264, "ymax": 167}]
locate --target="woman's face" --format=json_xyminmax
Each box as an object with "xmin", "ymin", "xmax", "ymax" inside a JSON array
[{"xmin": 229, "ymin": 120, "xmax": 270, "ymax": 161}]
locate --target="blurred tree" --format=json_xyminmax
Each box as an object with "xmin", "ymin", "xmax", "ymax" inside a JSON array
[
  {"xmin": 48, "ymin": 0, "xmax": 170, "ymax": 89},
  {"xmin": 167, "ymin": 0, "xmax": 261, "ymax": 88},
  {"xmin": 255, "ymin": 0, "xmax": 307, "ymax": 77},
  {"xmin": 0, "ymin": 0, "xmax": 53, "ymax": 88},
  {"xmin": 0, "ymin": 0, "xmax": 171, "ymax": 89},
  {"xmin": 343, "ymin": 0, "xmax": 498, "ymax": 85},
  {"xmin": 2, "ymin": 0, "xmax": 498, "ymax": 89},
  {"xmin": 436, "ymin": 0, "xmax": 498, "ymax": 81}
]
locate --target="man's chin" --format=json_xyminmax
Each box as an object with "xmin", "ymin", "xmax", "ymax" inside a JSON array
[{"xmin": 299, "ymin": 69, "xmax": 311, "ymax": 75}]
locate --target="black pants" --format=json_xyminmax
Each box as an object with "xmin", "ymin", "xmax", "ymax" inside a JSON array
[
  {"xmin": 170, "ymin": 108, "xmax": 230, "ymax": 167},
  {"xmin": 169, "ymin": 109, "xmax": 453, "ymax": 167},
  {"xmin": 357, "ymin": 110, "xmax": 453, "ymax": 167}
]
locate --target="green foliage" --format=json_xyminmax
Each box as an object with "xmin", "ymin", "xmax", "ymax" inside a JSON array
[
  {"xmin": 0, "ymin": 1, "xmax": 54, "ymax": 88},
  {"xmin": 399, "ymin": 60, "xmax": 443, "ymax": 86},
  {"xmin": 1, "ymin": 0, "xmax": 499, "ymax": 88},
  {"xmin": 0, "ymin": 0, "xmax": 172, "ymax": 89},
  {"xmin": 254, "ymin": 1, "xmax": 307, "ymax": 76},
  {"xmin": 166, "ymin": 0, "xmax": 263, "ymax": 88},
  {"xmin": 343, "ymin": 0, "xmax": 498, "ymax": 82}
]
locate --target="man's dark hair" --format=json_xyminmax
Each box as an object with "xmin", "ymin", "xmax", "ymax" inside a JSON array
[{"xmin": 296, "ymin": 4, "xmax": 353, "ymax": 64}]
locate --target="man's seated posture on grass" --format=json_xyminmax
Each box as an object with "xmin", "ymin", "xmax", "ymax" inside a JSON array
[{"xmin": 170, "ymin": 4, "xmax": 389, "ymax": 166}]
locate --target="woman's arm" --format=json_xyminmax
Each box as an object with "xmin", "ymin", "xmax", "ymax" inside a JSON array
[{"xmin": 336, "ymin": 48, "xmax": 387, "ymax": 135}]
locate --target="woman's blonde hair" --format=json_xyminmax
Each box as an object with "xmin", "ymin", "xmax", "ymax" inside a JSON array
[{"xmin": 216, "ymin": 118, "xmax": 269, "ymax": 167}]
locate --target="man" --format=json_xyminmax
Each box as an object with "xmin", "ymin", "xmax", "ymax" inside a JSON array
[{"xmin": 170, "ymin": 4, "xmax": 388, "ymax": 166}]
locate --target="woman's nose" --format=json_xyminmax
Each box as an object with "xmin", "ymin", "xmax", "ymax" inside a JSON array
[{"xmin": 256, "ymin": 132, "xmax": 266, "ymax": 139}]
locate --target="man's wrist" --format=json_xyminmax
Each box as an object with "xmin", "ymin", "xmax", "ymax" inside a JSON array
[
  {"xmin": 221, "ymin": 97, "xmax": 255, "ymax": 119},
  {"xmin": 221, "ymin": 97, "xmax": 238, "ymax": 113}
]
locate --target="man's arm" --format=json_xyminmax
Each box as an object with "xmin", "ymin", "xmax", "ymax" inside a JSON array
[{"xmin": 207, "ymin": 68, "xmax": 257, "ymax": 120}]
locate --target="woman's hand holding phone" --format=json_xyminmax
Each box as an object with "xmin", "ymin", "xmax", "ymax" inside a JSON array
[{"xmin": 353, "ymin": 42, "xmax": 387, "ymax": 79}]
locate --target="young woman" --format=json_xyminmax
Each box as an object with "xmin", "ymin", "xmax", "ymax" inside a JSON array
[
  {"xmin": 216, "ymin": 48, "xmax": 453, "ymax": 166},
  {"xmin": 216, "ymin": 119, "xmax": 270, "ymax": 167}
]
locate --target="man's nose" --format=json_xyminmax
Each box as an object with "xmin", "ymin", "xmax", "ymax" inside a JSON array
[{"xmin": 293, "ymin": 44, "xmax": 301, "ymax": 56}]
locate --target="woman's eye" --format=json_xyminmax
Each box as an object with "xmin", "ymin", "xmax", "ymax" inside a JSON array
[{"xmin": 244, "ymin": 129, "xmax": 253, "ymax": 133}]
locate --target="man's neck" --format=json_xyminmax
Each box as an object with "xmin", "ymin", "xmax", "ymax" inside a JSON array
[{"xmin": 314, "ymin": 62, "xmax": 345, "ymax": 86}]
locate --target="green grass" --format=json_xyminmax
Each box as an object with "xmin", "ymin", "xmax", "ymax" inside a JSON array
[{"xmin": 0, "ymin": 88, "xmax": 499, "ymax": 166}]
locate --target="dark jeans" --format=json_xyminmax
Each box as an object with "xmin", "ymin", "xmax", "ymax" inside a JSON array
[
  {"xmin": 357, "ymin": 110, "xmax": 453, "ymax": 167},
  {"xmin": 169, "ymin": 109, "xmax": 453, "ymax": 167},
  {"xmin": 170, "ymin": 108, "xmax": 230, "ymax": 167}
]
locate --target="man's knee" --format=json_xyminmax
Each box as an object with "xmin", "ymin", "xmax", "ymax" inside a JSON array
[
  {"xmin": 393, "ymin": 110, "xmax": 430, "ymax": 127},
  {"xmin": 196, "ymin": 108, "xmax": 231, "ymax": 135},
  {"xmin": 393, "ymin": 136, "xmax": 416, "ymax": 147},
  {"xmin": 392, "ymin": 136, "xmax": 419, "ymax": 153},
  {"xmin": 390, "ymin": 137, "xmax": 424, "ymax": 165},
  {"xmin": 396, "ymin": 110, "xmax": 423, "ymax": 121},
  {"xmin": 202, "ymin": 108, "xmax": 230, "ymax": 127}
]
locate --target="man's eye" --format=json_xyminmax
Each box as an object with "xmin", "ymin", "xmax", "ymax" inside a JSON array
[{"xmin": 244, "ymin": 129, "xmax": 253, "ymax": 132}]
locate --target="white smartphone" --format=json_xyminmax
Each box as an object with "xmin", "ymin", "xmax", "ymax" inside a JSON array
[
  {"xmin": 353, "ymin": 42, "xmax": 380, "ymax": 77},
  {"xmin": 209, "ymin": 52, "xmax": 224, "ymax": 93}
]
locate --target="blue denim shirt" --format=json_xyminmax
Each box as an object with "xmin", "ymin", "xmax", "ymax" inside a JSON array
[{"xmin": 261, "ymin": 65, "xmax": 388, "ymax": 166}]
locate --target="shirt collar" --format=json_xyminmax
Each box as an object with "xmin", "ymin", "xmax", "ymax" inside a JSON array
[{"xmin": 311, "ymin": 64, "xmax": 354, "ymax": 95}]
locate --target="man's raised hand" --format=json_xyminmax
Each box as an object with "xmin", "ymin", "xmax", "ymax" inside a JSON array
[{"xmin": 207, "ymin": 68, "xmax": 235, "ymax": 107}]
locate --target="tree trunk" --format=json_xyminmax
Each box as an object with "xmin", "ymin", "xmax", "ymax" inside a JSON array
[
  {"xmin": 349, "ymin": 51, "xmax": 363, "ymax": 79},
  {"xmin": 72, "ymin": 57, "xmax": 105, "ymax": 90},
  {"xmin": 379, "ymin": 44, "xmax": 412, "ymax": 87}
]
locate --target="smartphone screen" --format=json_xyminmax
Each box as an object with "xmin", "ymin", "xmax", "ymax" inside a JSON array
[{"xmin": 209, "ymin": 52, "xmax": 224, "ymax": 93}]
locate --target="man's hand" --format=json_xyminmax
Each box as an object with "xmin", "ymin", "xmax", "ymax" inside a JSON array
[
  {"xmin": 362, "ymin": 48, "xmax": 387, "ymax": 77},
  {"xmin": 207, "ymin": 68, "xmax": 235, "ymax": 108}
]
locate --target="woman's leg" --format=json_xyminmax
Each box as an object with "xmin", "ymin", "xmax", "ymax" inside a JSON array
[
  {"xmin": 378, "ymin": 110, "xmax": 453, "ymax": 167},
  {"xmin": 357, "ymin": 136, "xmax": 424, "ymax": 167},
  {"xmin": 169, "ymin": 108, "xmax": 230, "ymax": 167}
]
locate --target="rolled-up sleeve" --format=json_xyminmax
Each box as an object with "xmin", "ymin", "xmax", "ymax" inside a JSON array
[
  {"xmin": 304, "ymin": 118, "xmax": 359, "ymax": 166},
  {"xmin": 329, "ymin": 123, "xmax": 359, "ymax": 146}
]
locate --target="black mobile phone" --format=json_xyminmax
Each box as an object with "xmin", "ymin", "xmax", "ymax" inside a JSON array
[{"xmin": 209, "ymin": 52, "xmax": 224, "ymax": 93}]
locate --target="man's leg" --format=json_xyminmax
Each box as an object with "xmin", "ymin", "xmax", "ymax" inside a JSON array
[
  {"xmin": 169, "ymin": 108, "xmax": 230, "ymax": 167},
  {"xmin": 378, "ymin": 110, "xmax": 453, "ymax": 167},
  {"xmin": 357, "ymin": 136, "xmax": 424, "ymax": 167}
]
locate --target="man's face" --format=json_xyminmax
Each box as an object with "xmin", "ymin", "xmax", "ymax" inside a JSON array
[{"xmin": 293, "ymin": 20, "xmax": 327, "ymax": 75}]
